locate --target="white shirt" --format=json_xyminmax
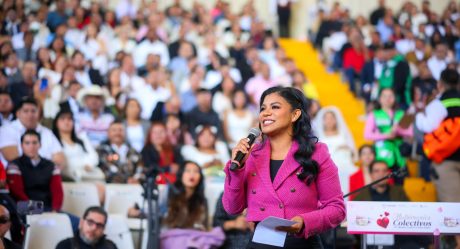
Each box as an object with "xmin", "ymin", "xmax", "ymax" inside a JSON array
[
  {"xmin": 415, "ymin": 97, "xmax": 448, "ymax": 133},
  {"xmin": 0, "ymin": 120, "xmax": 63, "ymax": 166},
  {"xmin": 111, "ymin": 143, "xmax": 129, "ymax": 164},
  {"xmin": 61, "ymin": 132, "xmax": 100, "ymax": 180},
  {"xmin": 133, "ymin": 39, "xmax": 169, "ymax": 68},
  {"xmin": 120, "ymin": 71, "xmax": 146, "ymax": 92},
  {"xmin": 75, "ymin": 70, "xmax": 93, "ymax": 88},
  {"xmin": 396, "ymin": 39, "xmax": 415, "ymax": 55},
  {"xmin": 126, "ymin": 124, "xmax": 145, "ymax": 153},
  {"xmin": 427, "ymin": 56, "xmax": 448, "ymax": 80},
  {"xmin": 180, "ymin": 141, "xmax": 230, "ymax": 168},
  {"xmin": 132, "ymin": 85, "xmax": 171, "ymax": 120}
]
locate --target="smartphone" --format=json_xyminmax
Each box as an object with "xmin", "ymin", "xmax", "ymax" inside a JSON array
[{"xmin": 39, "ymin": 78, "xmax": 48, "ymax": 92}]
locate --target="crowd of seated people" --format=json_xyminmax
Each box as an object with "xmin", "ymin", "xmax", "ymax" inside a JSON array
[
  {"xmin": 0, "ymin": 0, "xmax": 319, "ymax": 247},
  {"xmin": 311, "ymin": 1, "xmax": 460, "ymax": 247},
  {"xmin": 310, "ymin": 0, "xmax": 460, "ymax": 184}
]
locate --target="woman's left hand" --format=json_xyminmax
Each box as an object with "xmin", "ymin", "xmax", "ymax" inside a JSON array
[{"xmin": 276, "ymin": 216, "xmax": 304, "ymax": 234}]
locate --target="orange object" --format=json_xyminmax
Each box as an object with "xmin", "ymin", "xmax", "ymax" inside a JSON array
[{"xmin": 423, "ymin": 118, "xmax": 460, "ymax": 163}]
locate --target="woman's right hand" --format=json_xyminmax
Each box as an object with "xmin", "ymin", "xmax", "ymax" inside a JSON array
[{"xmin": 231, "ymin": 137, "xmax": 253, "ymax": 166}]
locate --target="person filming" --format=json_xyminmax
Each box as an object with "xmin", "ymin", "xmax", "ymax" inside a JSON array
[{"xmin": 223, "ymin": 87, "xmax": 345, "ymax": 249}]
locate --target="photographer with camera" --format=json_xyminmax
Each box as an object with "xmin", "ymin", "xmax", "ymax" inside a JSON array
[{"xmin": 97, "ymin": 120, "xmax": 143, "ymax": 183}]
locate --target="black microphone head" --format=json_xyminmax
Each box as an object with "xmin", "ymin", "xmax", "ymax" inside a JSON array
[{"xmin": 248, "ymin": 128, "xmax": 261, "ymax": 138}]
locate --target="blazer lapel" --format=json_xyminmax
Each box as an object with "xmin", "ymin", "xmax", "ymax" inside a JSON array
[
  {"xmin": 253, "ymin": 142, "xmax": 280, "ymax": 199},
  {"xmin": 272, "ymin": 141, "xmax": 301, "ymax": 191}
]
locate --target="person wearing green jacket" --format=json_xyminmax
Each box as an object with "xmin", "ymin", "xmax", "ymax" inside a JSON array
[{"xmin": 364, "ymin": 88, "xmax": 413, "ymax": 184}]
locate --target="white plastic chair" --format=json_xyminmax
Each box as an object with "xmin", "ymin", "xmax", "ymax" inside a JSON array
[
  {"xmin": 105, "ymin": 214, "xmax": 135, "ymax": 249},
  {"xmin": 104, "ymin": 184, "xmax": 144, "ymax": 215},
  {"xmin": 24, "ymin": 213, "xmax": 74, "ymax": 249},
  {"xmin": 62, "ymin": 182, "xmax": 101, "ymax": 217}
]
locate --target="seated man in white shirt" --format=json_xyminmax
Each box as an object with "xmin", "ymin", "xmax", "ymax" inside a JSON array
[
  {"xmin": 133, "ymin": 28, "xmax": 169, "ymax": 68},
  {"xmin": 427, "ymin": 43, "xmax": 450, "ymax": 81},
  {"xmin": 0, "ymin": 98, "xmax": 66, "ymax": 168}
]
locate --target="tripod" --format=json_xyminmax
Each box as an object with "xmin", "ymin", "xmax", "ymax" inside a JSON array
[{"xmin": 138, "ymin": 166, "xmax": 177, "ymax": 249}]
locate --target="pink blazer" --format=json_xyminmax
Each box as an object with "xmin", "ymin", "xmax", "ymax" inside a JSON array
[{"xmin": 223, "ymin": 140, "xmax": 345, "ymax": 239}]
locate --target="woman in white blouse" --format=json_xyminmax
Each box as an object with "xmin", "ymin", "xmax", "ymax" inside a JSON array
[
  {"xmin": 181, "ymin": 125, "xmax": 230, "ymax": 180},
  {"xmin": 122, "ymin": 98, "xmax": 150, "ymax": 153},
  {"xmin": 52, "ymin": 109, "xmax": 104, "ymax": 182},
  {"xmin": 222, "ymin": 88, "xmax": 256, "ymax": 148}
]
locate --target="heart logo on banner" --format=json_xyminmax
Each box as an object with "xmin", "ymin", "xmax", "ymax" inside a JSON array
[
  {"xmin": 377, "ymin": 212, "xmax": 390, "ymax": 228},
  {"xmin": 377, "ymin": 217, "xmax": 390, "ymax": 228}
]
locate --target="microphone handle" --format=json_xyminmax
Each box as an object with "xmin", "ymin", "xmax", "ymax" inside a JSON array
[
  {"xmin": 229, "ymin": 133, "xmax": 258, "ymax": 171},
  {"xmin": 230, "ymin": 161, "xmax": 240, "ymax": 171}
]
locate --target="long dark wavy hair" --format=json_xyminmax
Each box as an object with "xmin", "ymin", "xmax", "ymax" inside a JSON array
[
  {"xmin": 259, "ymin": 87, "xmax": 319, "ymax": 185},
  {"xmin": 52, "ymin": 109, "xmax": 87, "ymax": 152},
  {"xmin": 164, "ymin": 161, "xmax": 208, "ymax": 229}
]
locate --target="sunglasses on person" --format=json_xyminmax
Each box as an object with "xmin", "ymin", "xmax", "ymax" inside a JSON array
[
  {"xmin": 84, "ymin": 218, "xmax": 105, "ymax": 229},
  {"xmin": 0, "ymin": 216, "xmax": 10, "ymax": 224}
]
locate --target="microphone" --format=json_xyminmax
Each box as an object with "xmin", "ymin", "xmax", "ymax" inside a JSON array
[{"xmin": 230, "ymin": 128, "xmax": 261, "ymax": 171}]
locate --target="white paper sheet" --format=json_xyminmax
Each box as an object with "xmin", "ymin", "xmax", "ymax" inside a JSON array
[{"xmin": 252, "ymin": 216, "xmax": 297, "ymax": 247}]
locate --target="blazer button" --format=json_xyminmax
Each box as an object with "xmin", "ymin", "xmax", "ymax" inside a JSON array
[
  {"xmin": 279, "ymin": 204, "xmax": 284, "ymax": 209},
  {"xmin": 252, "ymin": 189, "xmax": 256, "ymax": 194},
  {"xmin": 290, "ymin": 188, "xmax": 296, "ymax": 193},
  {"xmin": 260, "ymin": 207, "xmax": 265, "ymax": 211},
  {"xmin": 252, "ymin": 172, "xmax": 257, "ymax": 176}
]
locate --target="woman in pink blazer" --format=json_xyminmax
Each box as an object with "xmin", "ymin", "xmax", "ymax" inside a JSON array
[{"xmin": 223, "ymin": 87, "xmax": 345, "ymax": 249}]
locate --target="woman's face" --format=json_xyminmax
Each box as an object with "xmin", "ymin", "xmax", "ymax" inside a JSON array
[
  {"xmin": 57, "ymin": 114, "xmax": 74, "ymax": 134},
  {"xmin": 54, "ymin": 56, "xmax": 68, "ymax": 72},
  {"xmin": 379, "ymin": 89, "xmax": 395, "ymax": 108},
  {"xmin": 63, "ymin": 67, "xmax": 75, "ymax": 81},
  {"xmin": 221, "ymin": 77, "xmax": 235, "ymax": 93},
  {"xmin": 182, "ymin": 162, "xmax": 201, "ymax": 189},
  {"xmin": 323, "ymin": 111, "xmax": 337, "ymax": 131},
  {"xmin": 259, "ymin": 93, "xmax": 296, "ymax": 136},
  {"xmin": 125, "ymin": 100, "xmax": 140, "ymax": 119},
  {"xmin": 360, "ymin": 147, "xmax": 375, "ymax": 167},
  {"xmin": 87, "ymin": 24, "xmax": 97, "ymax": 38},
  {"xmin": 233, "ymin": 91, "xmax": 246, "ymax": 109},
  {"xmin": 52, "ymin": 38, "xmax": 65, "ymax": 52},
  {"xmin": 166, "ymin": 116, "xmax": 180, "ymax": 131},
  {"xmin": 292, "ymin": 72, "xmax": 304, "ymax": 85},
  {"xmin": 197, "ymin": 128, "xmax": 216, "ymax": 149},
  {"xmin": 150, "ymin": 124, "xmax": 167, "ymax": 146},
  {"xmin": 38, "ymin": 48, "xmax": 50, "ymax": 62}
]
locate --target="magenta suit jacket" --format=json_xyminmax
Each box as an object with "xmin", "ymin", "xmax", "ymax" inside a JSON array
[{"xmin": 223, "ymin": 140, "xmax": 345, "ymax": 239}]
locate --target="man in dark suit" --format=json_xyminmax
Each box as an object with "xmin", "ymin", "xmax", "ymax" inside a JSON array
[
  {"xmin": 8, "ymin": 61, "xmax": 36, "ymax": 107},
  {"xmin": 360, "ymin": 47, "xmax": 385, "ymax": 103}
]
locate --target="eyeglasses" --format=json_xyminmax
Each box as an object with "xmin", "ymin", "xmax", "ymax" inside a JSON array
[
  {"xmin": 0, "ymin": 216, "xmax": 10, "ymax": 224},
  {"xmin": 85, "ymin": 218, "xmax": 105, "ymax": 229}
]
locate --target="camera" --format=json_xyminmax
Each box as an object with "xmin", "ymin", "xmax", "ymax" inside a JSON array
[{"xmin": 17, "ymin": 200, "xmax": 44, "ymax": 216}]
